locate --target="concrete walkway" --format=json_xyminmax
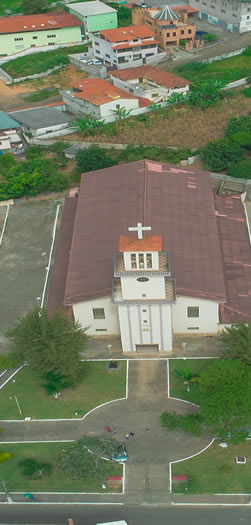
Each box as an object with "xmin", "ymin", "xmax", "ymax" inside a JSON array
[{"xmin": 0, "ymin": 360, "xmax": 212, "ymax": 505}]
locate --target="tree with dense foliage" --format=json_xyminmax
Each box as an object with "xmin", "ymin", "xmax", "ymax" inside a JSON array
[
  {"xmin": 22, "ymin": 0, "xmax": 49, "ymax": 14},
  {"xmin": 7, "ymin": 308, "xmax": 89, "ymax": 383},
  {"xmin": 188, "ymin": 80, "xmax": 226, "ymax": 109},
  {"xmin": 201, "ymin": 138, "xmax": 244, "ymax": 171},
  {"xmin": 227, "ymin": 159, "xmax": 251, "ymax": 179},
  {"xmin": 220, "ymin": 321, "xmax": 251, "ymax": 365},
  {"xmin": 199, "ymin": 359, "xmax": 251, "ymax": 440},
  {"xmin": 107, "ymin": 3, "xmax": 132, "ymax": 26},
  {"xmin": 60, "ymin": 435, "xmax": 118, "ymax": 479},
  {"xmin": 76, "ymin": 145, "xmax": 117, "ymax": 173}
]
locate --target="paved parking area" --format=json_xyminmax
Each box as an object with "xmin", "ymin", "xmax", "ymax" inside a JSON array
[{"xmin": 0, "ymin": 199, "xmax": 62, "ymax": 351}]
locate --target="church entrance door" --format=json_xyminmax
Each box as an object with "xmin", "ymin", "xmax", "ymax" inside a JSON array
[{"xmin": 136, "ymin": 344, "xmax": 159, "ymax": 353}]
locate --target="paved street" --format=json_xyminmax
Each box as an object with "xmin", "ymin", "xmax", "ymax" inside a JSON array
[{"xmin": 1, "ymin": 504, "xmax": 251, "ymax": 525}]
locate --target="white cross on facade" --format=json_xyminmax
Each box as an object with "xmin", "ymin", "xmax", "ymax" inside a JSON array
[{"xmin": 128, "ymin": 223, "xmax": 152, "ymax": 240}]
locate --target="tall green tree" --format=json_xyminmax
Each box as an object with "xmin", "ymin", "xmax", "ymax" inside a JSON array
[
  {"xmin": 22, "ymin": 0, "xmax": 49, "ymax": 14},
  {"xmin": 76, "ymin": 146, "xmax": 117, "ymax": 173},
  {"xmin": 220, "ymin": 321, "xmax": 251, "ymax": 365},
  {"xmin": 199, "ymin": 359, "xmax": 251, "ymax": 439},
  {"xmin": 7, "ymin": 308, "xmax": 89, "ymax": 382}
]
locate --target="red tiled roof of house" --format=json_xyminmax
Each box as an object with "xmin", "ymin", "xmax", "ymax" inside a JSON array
[
  {"xmin": 61, "ymin": 160, "xmax": 227, "ymax": 305},
  {"xmin": 99, "ymin": 24, "xmax": 156, "ymax": 43},
  {"xmin": 120, "ymin": 235, "xmax": 162, "ymax": 252},
  {"xmin": 0, "ymin": 12, "xmax": 81, "ymax": 34},
  {"xmin": 139, "ymin": 97, "xmax": 151, "ymax": 107},
  {"xmin": 215, "ymin": 194, "xmax": 251, "ymax": 324},
  {"xmin": 173, "ymin": 4, "xmax": 199, "ymax": 14},
  {"xmin": 111, "ymin": 65, "xmax": 191, "ymax": 88},
  {"xmin": 112, "ymin": 39, "xmax": 157, "ymax": 50},
  {"xmin": 71, "ymin": 78, "xmax": 139, "ymax": 106}
]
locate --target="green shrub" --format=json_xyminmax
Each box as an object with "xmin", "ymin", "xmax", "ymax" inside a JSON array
[
  {"xmin": 201, "ymin": 138, "xmax": 244, "ymax": 171},
  {"xmin": 203, "ymin": 33, "xmax": 217, "ymax": 42},
  {"xmin": 46, "ymin": 171, "xmax": 69, "ymax": 191},
  {"xmin": 18, "ymin": 458, "xmax": 52, "ymax": 478},
  {"xmin": 42, "ymin": 372, "xmax": 74, "ymax": 395},
  {"xmin": 225, "ymin": 116, "xmax": 251, "ymax": 138},
  {"xmin": 76, "ymin": 145, "xmax": 117, "ymax": 173},
  {"xmin": 0, "ymin": 452, "xmax": 12, "ymax": 463},
  {"xmin": 231, "ymin": 130, "xmax": 251, "ymax": 148},
  {"xmin": 49, "ymin": 141, "xmax": 70, "ymax": 154},
  {"xmin": 161, "ymin": 411, "xmax": 203, "ymax": 436},
  {"xmin": 242, "ymin": 86, "xmax": 251, "ymax": 98},
  {"xmin": 227, "ymin": 159, "xmax": 251, "ymax": 178}
]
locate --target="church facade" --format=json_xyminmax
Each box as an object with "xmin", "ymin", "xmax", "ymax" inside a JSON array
[{"xmin": 48, "ymin": 160, "xmax": 251, "ymax": 352}]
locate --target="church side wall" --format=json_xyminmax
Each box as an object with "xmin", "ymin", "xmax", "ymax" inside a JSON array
[
  {"xmin": 73, "ymin": 296, "xmax": 120, "ymax": 335},
  {"xmin": 172, "ymin": 295, "xmax": 219, "ymax": 334}
]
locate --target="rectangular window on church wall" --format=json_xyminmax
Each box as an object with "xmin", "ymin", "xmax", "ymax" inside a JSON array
[
  {"xmin": 131, "ymin": 254, "xmax": 137, "ymax": 268},
  {"xmin": 146, "ymin": 253, "xmax": 152, "ymax": 268},
  {"xmin": 187, "ymin": 306, "xmax": 199, "ymax": 318},
  {"xmin": 93, "ymin": 308, "xmax": 105, "ymax": 319},
  {"xmin": 139, "ymin": 253, "xmax": 144, "ymax": 268}
]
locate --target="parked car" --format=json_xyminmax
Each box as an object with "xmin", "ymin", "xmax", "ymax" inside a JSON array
[
  {"xmin": 112, "ymin": 443, "xmax": 128, "ymax": 462},
  {"xmin": 87, "ymin": 59, "xmax": 101, "ymax": 65}
]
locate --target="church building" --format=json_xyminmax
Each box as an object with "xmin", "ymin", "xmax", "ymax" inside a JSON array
[{"xmin": 48, "ymin": 160, "xmax": 251, "ymax": 352}]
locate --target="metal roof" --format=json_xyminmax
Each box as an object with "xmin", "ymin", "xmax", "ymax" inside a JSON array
[
  {"xmin": 68, "ymin": 0, "xmax": 116, "ymax": 16},
  {"xmin": 9, "ymin": 107, "xmax": 73, "ymax": 130},
  {"xmin": 0, "ymin": 111, "xmax": 21, "ymax": 131},
  {"xmin": 62, "ymin": 160, "xmax": 227, "ymax": 305}
]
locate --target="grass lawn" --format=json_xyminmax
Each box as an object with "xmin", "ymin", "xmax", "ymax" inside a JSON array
[
  {"xmin": 2, "ymin": 44, "xmax": 89, "ymax": 79},
  {"xmin": 22, "ymin": 87, "xmax": 59, "ymax": 103},
  {"xmin": 169, "ymin": 358, "xmax": 214, "ymax": 405},
  {"xmin": 0, "ymin": 442, "xmax": 122, "ymax": 492},
  {"xmin": 0, "ymin": 361, "xmax": 126, "ymax": 420},
  {"xmin": 174, "ymin": 48, "xmax": 251, "ymax": 84},
  {"xmin": 172, "ymin": 440, "xmax": 251, "ymax": 494}
]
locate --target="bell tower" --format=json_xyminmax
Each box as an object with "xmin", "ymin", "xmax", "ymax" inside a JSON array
[{"xmin": 112, "ymin": 223, "xmax": 176, "ymax": 352}]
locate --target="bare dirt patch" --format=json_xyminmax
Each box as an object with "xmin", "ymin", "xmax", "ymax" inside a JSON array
[
  {"xmin": 63, "ymin": 94, "xmax": 251, "ymax": 149},
  {"xmin": 0, "ymin": 66, "xmax": 87, "ymax": 111}
]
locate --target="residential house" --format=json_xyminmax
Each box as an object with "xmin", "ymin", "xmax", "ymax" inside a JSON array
[
  {"xmin": 9, "ymin": 106, "xmax": 73, "ymax": 137},
  {"xmin": 0, "ymin": 12, "xmax": 82, "ymax": 57},
  {"xmin": 0, "ymin": 111, "xmax": 23, "ymax": 154},
  {"xmin": 92, "ymin": 25, "xmax": 161, "ymax": 67},
  {"xmin": 68, "ymin": 1, "xmax": 118, "ymax": 36},
  {"xmin": 48, "ymin": 160, "xmax": 251, "ymax": 352},
  {"xmin": 110, "ymin": 65, "xmax": 191, "ymax": 102},
  {"xmin": 132, "ymin": 5, "xmax": 203, "ymax": 52},
  {"xmin": 61, "ymin": 78, "xmax": 150, "ymax": 119},
  {"xmin": 190, "ymin": 0, "xmax": 251, "ymax": 33}
]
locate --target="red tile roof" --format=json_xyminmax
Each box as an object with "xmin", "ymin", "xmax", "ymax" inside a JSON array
[
  {"xmin": 120, "ymin": 235, "xmax": 162, "ymax": 252},
  {"xmin": 0, "ymin": 12, "xmax": 81, "ymax": 34},
  {"xmin": 61, "ymin": 160, "xmax": 226, "ymax": 305},
  {"xmin": 99, "ymin": 24, "xmax": 156, "ymax": 43},
  {"xmin": 71, "ymin": 78, "xmax": 138, "ymax": 106},
  {"xmin": 111, "ymin": 65, "xmax": 191, "ymax": 88},
  {"xmin": 173, "ymin": 4, "xmax": 199, "ymax": 14},
  {"xmin": 215, "ymin": 194, "xmax": 251, "ymax": 324}
]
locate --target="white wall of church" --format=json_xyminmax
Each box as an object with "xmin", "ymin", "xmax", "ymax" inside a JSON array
[
  {"xmin": 121, "ymin": 275, "xmax": 165, "ymax": 300},
  {"xmin": 73, "ymin": 296, "xmax": 120, "ymax": 336},
  {"xmin": 172, "ymin": 295, "xmax": 219, "ymax": 334},
  {"xmin": 118, "ymin": 303, "xmax": 172, "ymax": 351}
]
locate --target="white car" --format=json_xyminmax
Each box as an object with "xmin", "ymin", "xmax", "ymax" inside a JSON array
[{"xmin": 88, "ymin": 59, "xmax": 101, "ymax": 65}]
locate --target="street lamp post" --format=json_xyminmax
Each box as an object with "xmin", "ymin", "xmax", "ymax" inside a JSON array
[
  {"xmin": 107, "ymin": 344, "xmax": 112, "ymax": 360},
  {"xmin": 182, "ymin": 342, "xmax": 187, "ymax": 360}
]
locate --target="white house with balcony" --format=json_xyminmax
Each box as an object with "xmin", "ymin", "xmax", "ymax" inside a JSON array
[{"xmin": 92, "ymin": 24, "xmax": 160, "ymax": 68}]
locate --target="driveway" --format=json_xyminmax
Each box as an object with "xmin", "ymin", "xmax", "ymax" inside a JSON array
[{"xmin": 0, "ymin": 360, "xmax": 211, "ymax": 504}]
